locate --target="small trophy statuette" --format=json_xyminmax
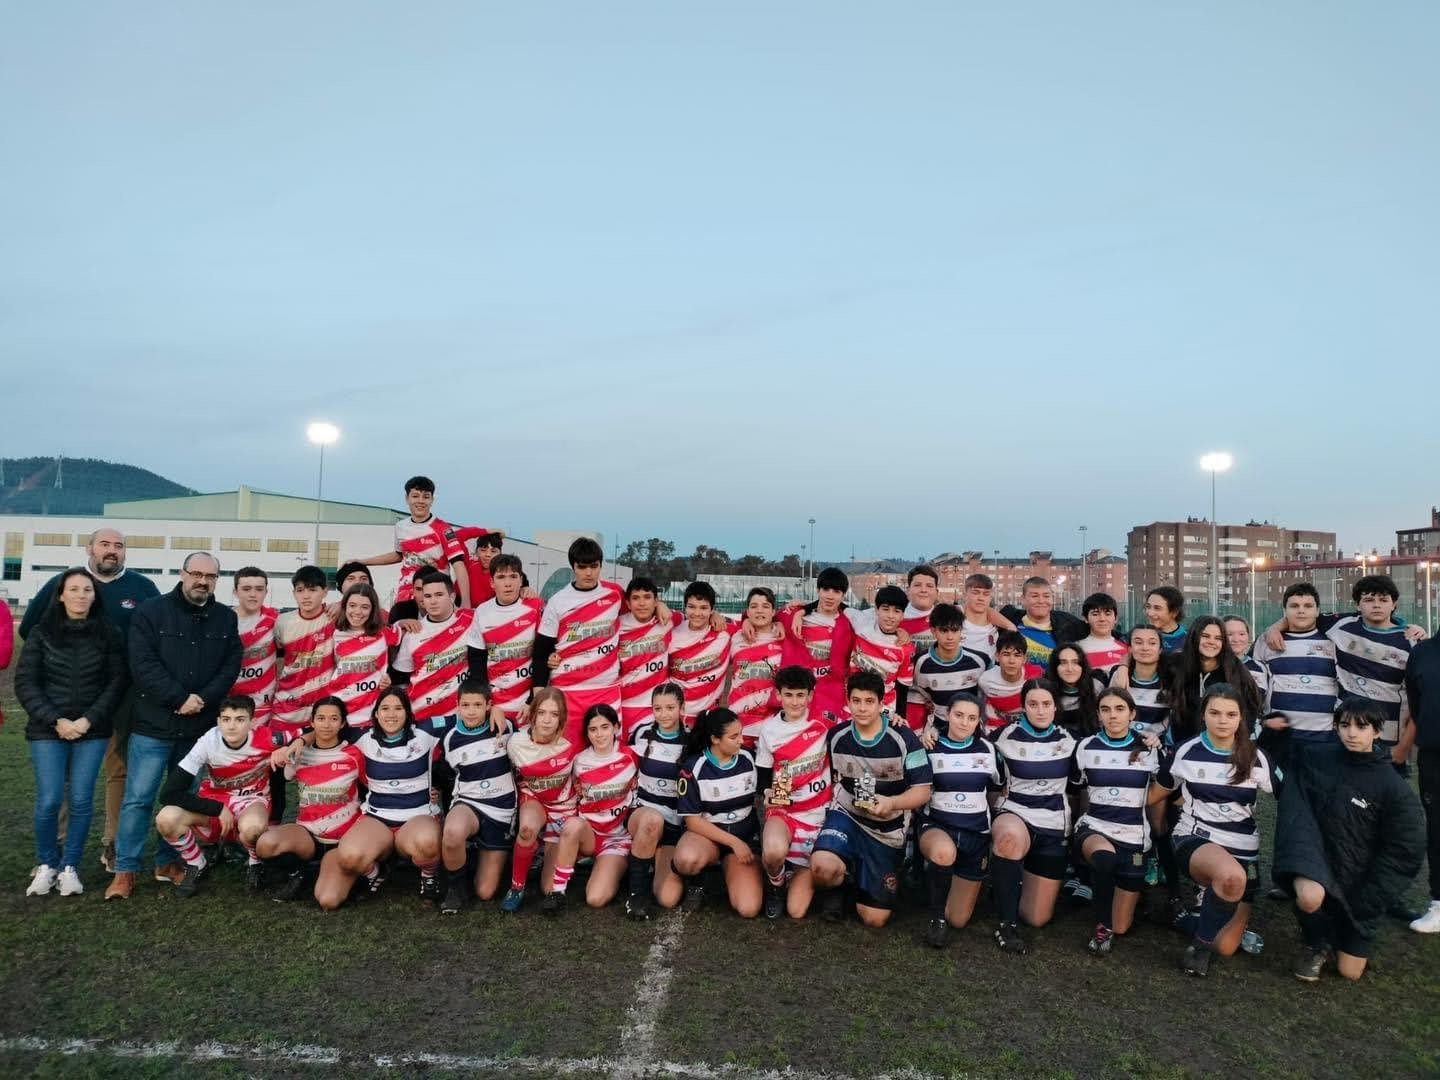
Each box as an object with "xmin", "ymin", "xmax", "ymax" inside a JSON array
[
  {"xmin": 769, "ymin": 763, "xmax": 794, "ymax": 808},
  {"xmin": 853, "ymin": 769, "xmax": 879, "ymax": 813}
]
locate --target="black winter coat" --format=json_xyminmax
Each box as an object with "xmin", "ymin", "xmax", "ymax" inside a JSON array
[
  {"xmin": 16, "ymin": 617, "xmax": 128, "ymax": 742},
  {"xmin": 128, "ymin": 586, "xmax": 241, "ymax": 742},
  {"xmin": 1273, "ymin": 743, "xmax": 1425, "ymax": 938}
]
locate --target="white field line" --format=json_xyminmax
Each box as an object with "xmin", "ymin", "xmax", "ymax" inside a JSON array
[{"xmin": 612, "ymin": 909, "xmax": 689, "ymax": 1077}]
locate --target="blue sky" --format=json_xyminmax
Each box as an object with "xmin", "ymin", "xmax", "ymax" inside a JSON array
[{"xmin": 3, "ymin": 2, "xmax": 1435, "ymax": 562}]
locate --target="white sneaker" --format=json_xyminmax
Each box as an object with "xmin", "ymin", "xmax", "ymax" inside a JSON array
[
  {"xmin": 26, "ymin": 865, "xmax": 57, "ymax": 896},
  {"xmin": 1409, "ymin": 899, "xmax": 1440, "ymax": 934},
  {"xmin": 56, "ymin": 866, "xmax": 84, "ymax": 896}
]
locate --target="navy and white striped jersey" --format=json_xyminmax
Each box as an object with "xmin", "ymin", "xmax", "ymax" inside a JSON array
[
  {"xmin": 628, "ymin": 721, "xmax": 686, "ymax": 825},
  {"xmin": 1070, "ymin": 732, "xmax": 1160, "ymax": 849},
  {"xmin": 1124, "ymin": 671, "xmax": 1171, "ymax": 740},
  {"xmin": 924, "ymin": 735, "xmax": 1005, "ymax": 835},
  {"xmin": 1323, "ymin": 615, "xmax": 1412, "ymax": 745},
  {"xmin": 1158, "ymin": 734, "xmax": 1274, "ymax": 857},
  {"xmin": 911, "ymin": 647, "xmax": 991, "ymax": 729},
  {"xmin": 1254, "ymin": 630, "xmax": 1338, "ymax": 738},
  {"xmin": 677, "ymin": 749, "xmax": 758, "ymax": 841},
  {"xmin": 443, "ymin": 720, "xmax": 516, "ymax": 823},
  {"xmin": 357, "ymin": 727, "xmax": 439, "ymax": 824},
  {"xmin": 994, "ymin": 719, "xmax": 1077, "ymax": 837},
  {"xmin": 828, "ymin": 717, "xmax": 933, "ymax": 848}
]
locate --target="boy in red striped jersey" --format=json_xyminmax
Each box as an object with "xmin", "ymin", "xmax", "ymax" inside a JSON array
[
  {"xmin": 618, "ymin": 577, "xmax": 674, "ymax": 741},
  {"xmin": 472, "ymin": 554, "xmax": 543, "ymax": 727},
  {"xmin": 532, "ymin": 537, "xmax": 627, "ymax": 746},
  {"xmin": 900, "ymin": 565, "xmax": 941, "ymax": 656},
  {"xmin": 756, "ymin": 666, "xmax": 832, "ymax": 919},
  {"xmin": 271, "ymin": 565, "xmax": 338, "ymax": 823},
  {"xmin": 728, "ymin": 587, "xmax": 784, "ymax": 747},
  {"xmin": 1076, "ymin": 592, "xmax": 1129, "ymax": 677},
  {"xmin": 781, "ymin": 567, "xmax": 854, "ymax": 725},
  {"xmin": 978, "ymin": 631, "xmax": 1029, "ymax": 732},
  {"xmin": 459, "ymin": 530, "xmax": 504, "ymax": 608},
  {"xmin": 846, "ymin": 586, "xmax": 915, "ymax": 721},
  {"xmin": 231, "ymin": 566, "xmax": 278, "ymax": 724},
  {"xmin": 668, "ymin": 581, "xmax": 733, "ymax": 722},
  {"xmin": 390, "ymin": 571, "xmax": 488, "ymax": 738}
]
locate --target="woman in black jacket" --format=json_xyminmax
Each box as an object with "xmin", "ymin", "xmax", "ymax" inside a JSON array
[
  {"xmin": 16, "ymin": 568, "xmax": 128, "ymax": 897},
  {"xmin": 1275, "ymin": 698, "xmax": 1426, "ymax": 981}
]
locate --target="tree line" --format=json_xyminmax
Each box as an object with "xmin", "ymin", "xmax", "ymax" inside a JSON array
[{"xmin": 616, "ymin": 538, "xmax": 805, "ymax": 590}]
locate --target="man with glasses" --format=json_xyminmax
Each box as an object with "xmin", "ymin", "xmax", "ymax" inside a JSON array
[
  {"xmin": 19, "ymin": 528, "xmax": 159, "ymax": 871},
  {"xmin": 107, "ymin": 552, "xmax": 241, "ymax": 900}
]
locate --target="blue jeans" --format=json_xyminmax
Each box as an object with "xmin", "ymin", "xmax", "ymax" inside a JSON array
[
  {"xmin": 115, "ymin": 733, "xmax": 189, "ymax": 873},
  {"xmin": 30, "ymin": 738, "xmax": 108, "ymax": 869}
]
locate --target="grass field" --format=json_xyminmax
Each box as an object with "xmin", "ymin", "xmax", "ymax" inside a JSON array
[{"xmin": 2, "ymin": 664, "xmax": 1438, "ymax": 1080}]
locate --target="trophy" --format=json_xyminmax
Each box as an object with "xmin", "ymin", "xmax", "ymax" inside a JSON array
[
  {"xmin": 768, "ymin": 763, "xmax": 794, "ymax": 808},
  {"xmin": 853, "ymin": 769, "xmax": 879, "ymax": 813}
]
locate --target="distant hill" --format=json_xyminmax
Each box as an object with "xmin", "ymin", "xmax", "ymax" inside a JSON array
[{"xmin": 0, "ymin": 457, "xmax": 197, "ymax": 516}]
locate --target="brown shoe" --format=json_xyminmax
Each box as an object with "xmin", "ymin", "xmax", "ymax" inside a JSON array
[
  {"xmin": 105, "ymin": 871, "xmax": 136, "ymax": 900},
  {"xmin": 153, "ymin": 864, "xmax": 186, "ymax": 886}
]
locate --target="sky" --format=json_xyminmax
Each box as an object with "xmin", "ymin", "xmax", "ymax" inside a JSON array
[{"xmin": 3, "ymin": 2, "xmax": 1436, "ymax": 563}]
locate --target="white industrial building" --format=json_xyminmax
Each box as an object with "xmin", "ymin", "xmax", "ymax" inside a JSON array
[{"xmin": 1, "ymin": 485, "xmax": 628, "ymax": 613}]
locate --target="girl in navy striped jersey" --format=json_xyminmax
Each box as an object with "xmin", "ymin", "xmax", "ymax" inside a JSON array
[
  {"xmin": 989, "ymin": 680, "xmax": 1078, "ymax": 954},
  {"xmin": 1167, "ymin": 617, "xmax": 1264, "ymax": 744},
  {"xmin": 1106, "ymin": 626, "xmax": 1172, "ymax": 739},
  {"xmin": 918, "ymin": 693, "xmax": 1004, "ymax": 948},
  {"xmin": 1070, "ymin": 688, "xmax": 1161, "ymax": 956},
  {"xmin": 1153, "ymin": 683, "xmax": 1276, "ymax": 977},
  {"xmin": 673, "ymin": 708, "xmax": 763, "ymax": 918},
  {"xmin": 624, "ymin": 683, "xmax": 688, "ymax": 918}
]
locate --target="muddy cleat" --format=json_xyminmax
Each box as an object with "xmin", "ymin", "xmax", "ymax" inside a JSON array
[
  {"xmin": 764, "ymin": 883, "xmax": 784, "ymax": 920},
  {"xmin": 1293, "ymin": 947, "xmax": 1329, "ymax": 982},
  {"xmin": 419, "ymin": 875, "xmax": 441, "ymax": 905},
  {"xmin": 154, "ymin": 863, "xmax": 186, "ymax": 887},
  {"xmin": 625, "ymin": 892, "xmax": 652, "ymax": 921},
  {"xmin": 994, "ymin": 922, "xmax": 1027, "ymax": 955},
  {"xmin": 175, "ymin": 863, "xmax": 205, "ymax": 899},
  {"xmin": 272, "ymin": 871, "xmax": 309, "ymax": 903},
  {"xmin": 1088, "ymin": 925, "xmax": 1114, "ymax": 957},
  {"xmin": 925, "ymin": 917, "xmax": 949, "ymax": 949},
  {"xmin": 820, "ymin": 889, "xmax": 844, "ymax": 923},
  {"xmin": 245, "ymin": 864, "xmax": 267, "ymax": 893},
  {"xmin": 1181, "ymin": 942, "xmax": 1212, "ymax": 977},
  {"xmin": 104, "ymin": 871, "xmax": 136, "ymax": 901},
  {"xmin": 681, "ymin": 884, "xmax": 706, "ymax": 914},
  {"xmin": 440, "ymin": 882, "xmax": 465, "ymax": 915},
  {"xmin": 500, "ymin": 887, "xmax": 525, "ymax": 913},
  {"xmin": 540, "ymin": 891, "xmax": 567, "ymax": 917}
]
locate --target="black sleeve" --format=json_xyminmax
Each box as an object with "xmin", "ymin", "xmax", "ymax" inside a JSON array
[
  {"xmin": 389, "ymin": 662, "xmax": 410, "ymax": 688},
  {"xmin": 158, "ymin": 764, "xmax": 224, "ymax": 818},
  {"xmin": 83, "ymin": 625, "xmax": 130, "ymax": 725},
  {"xmin": 14, "ymin": 635, "xmax": 60, "ymax": 727},
  {"xmin": 531, "ymin": 634, "xmax": 556, "ymax": 688},
  {"xmin": 467, "ymin": 647, "xmax": 488, "ymax": 684},
  {"xmin": 755, "ymin": 765, "xmax": 774, "ymax": 796},
  {"xmin": 1056, "ymin": 612, "xmax": 1088, "ymax": 644},
  {"xmin": 1000, "ymin": 604, "xmax": 1024, "ymax": 624},
  {"xmin": 196, "ymin": 614, "xmax": 244, "ymax": 708},
  {"xmin": 18, "ymin": 577, "xmax": 57, "ymax": 640},
  {"xmin": 894, "ymin": 681, "xmax": 909, "ymax": 719}
]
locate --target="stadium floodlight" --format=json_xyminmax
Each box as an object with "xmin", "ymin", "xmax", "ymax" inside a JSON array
[
  {"xmin": 307, "ymin": 421, "xmax": 341, "ymax": 566},
  {"xmin": 1200, "ymin": 452, "xmax": 1234, "ymax": 613}
]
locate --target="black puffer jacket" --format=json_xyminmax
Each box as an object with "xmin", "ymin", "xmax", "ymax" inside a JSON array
[
  {"xmin": 1273, "ymin": 742, "xmax": 1426, "ymax": 938},
  {"xmin": 128, "ymin": 586, "xmax": 241, "ymax": 742},
  {"xmin": 15, "ymin": 617, "xmax": 129, "ymax": 742}
]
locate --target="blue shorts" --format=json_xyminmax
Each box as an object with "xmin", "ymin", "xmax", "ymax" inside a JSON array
[
  {"xmin": 1174, "ymin": 834, "xmax": 1261, "ymax": 903},
  {"xmin": 661, "ymin": 820, "xmax": 684, "ymax": 848},
  {"xmin": 813, "ymin": 809, "xmax": 903, "ymax": 909},
  {"xmin": 450, "ymin": 800, "xmax": 516, "ymax": 851},
  {"xmin": 919, "ymin": 822, "xmax": 990, "ymax": 881},
  {"xmin": 995, "ymin": 811, "xmax": 1067, "ymax": 880},
  {"xmin": 1071, "ymin": 824, "xmax": 1146, "ymax": 890}
]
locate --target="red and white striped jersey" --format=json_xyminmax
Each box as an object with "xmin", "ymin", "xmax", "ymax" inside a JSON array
[
  {"xmin": 669, "ymin": 621, "xmax": 733, "ymax": 719},
  {"xmin": 330, "ymin": 626, "xmax": 400, "ymax": 730},
  {"xmin": 728, "ymin": 629, "xmax": 783, "ymax": 744},
  {"xmin": 178, "ymin": 724, "xmax": 277, "ymax": 808},
  {"xmin": 618, "ymin": 612, "xmax": 673, "ymax": 739},
  {"xmin": 900, "ymin": 605, "xmax": 937, "ymax": 675},
  {"xmin": 780, "ymin": 608, "xmax": 854, "ymax": 725},
  {"xmin": 232, "ymin": 607, "xmax": 278, "ymax": 722},
  {"xmin": 473, "ymin": 596, "xmax": 543, "ymax": 721},
  {"xmin": 539, "ymin": 582, "xmax": 625, "ymax": 693},
  {"xmin": 392, "ymin": 609, "xmax": 485, "ymax": 722},
  {"xmin": 508, "ymin": 731, "xmax": 579, "ymax": 814},
  {"xmin": 978, "ymin": 667, "xmax": 1026, "ymax": 732},
  {"xmin": 1077, "ymin": 635, "xmax": 1130, "ymax": 676},
  {"xmin": 573, "ymin": 746, "xmax": 637, "ymax": 837},
  {"xmin": 846, "ymin": 615, "xmax": 915, "ymax": 713},
  {"xmin": 753, "ymin": 714, "xmax": 832, "ymax": 819},
  {"xmin": 289, "ymin": 742, "xmax": 364, "ymax": 842},
  {"xmin": 273, "ymin": 611, "xmax": 337, "ymax": 736},
  {"xmin": 393, "ymin": 515, "xmax": 466, "ymax": 605},
  {"xmin": 961, "ymin": 618, "xmax": 1000, "ymax": 660}
]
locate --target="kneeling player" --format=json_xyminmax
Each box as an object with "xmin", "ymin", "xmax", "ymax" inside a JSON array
[
  {"xmin": 327, "ymin": 688, "xmax": 443, "ymax": 909},
  {"xmin": 673, "ymin": 708, "xmax": 763, "ymax": 918},
  {"xmin": 502, "ymin": 688, "xmax": 579, "ymax": 913},
  {"xmin": 918, "ymin": 693, "xmax": 1004, "ymax": 948},
  {"xmin": 552, "ymin": 704, "xmax": 638, "ymax": 912},
  {"xmin": 755, "ymin": 666, "xmax": 831, "ymax": 919},
  {"xmin": 439, "ymin": 681, "xmax": 517, "ymax": 914},
  {"xmin": 810, "ymin": 672, "xmax": 933, "ymax": 928},
  {"xmin": 625, "ymin": 683, "xmax": 689, "ymax": 917},
  {"xmin": 259, "ymin": 697, "xmax": 364, "ymax": 903},
  {"xmin": 155, "ymin": 695, "xmax": 286, "ymax": 898}
]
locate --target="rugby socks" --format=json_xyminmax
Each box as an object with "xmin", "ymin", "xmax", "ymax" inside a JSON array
[
  {"xmin": 417, "ymin": 860, "xmax": 439, "ymax": 881},
  {"xmin": 1295, "ymin": 904, "xmax": 1331, "ymax": 950},
  {"xmin": 168, "ymin": 829, "xmax": 206, "ymax": 869},
  {"xmin": 991, "ymin": 856, "xmax": 1023, "ymax": 925},
  {"xmin": 243, "ymin": 841, "xmax": 260, "ymax": 866},
  {"xmin": 627, "ymin": 855, "xmax": 654, "ymax": 897},
  {"xmin": 1089, "ymin": 848, "xmax": 1117, "ymax": 931},
  {"xmin": 927, "ymin": 863, "xmax": 951, "ymax": 920},
  {"xmin": 551, "ymin": 864, "xmax": 575, "ymax": 895},
  {"xmin": 510, "ymin": 840, "xmax": 538, "ymax": 892},
  {"xmin": 1155, "ymin": 835, "xmax": 1179, "ymax": 897},
  {"xmin": 1195, "ymin": 889, "xmax": 1238, "ymax": 945}
]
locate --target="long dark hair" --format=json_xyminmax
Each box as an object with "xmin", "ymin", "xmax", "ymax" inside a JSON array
[
  {"xmin": 681, "ymin": 707, "xmax": 741, "ymax": 763},
  {"xmin": 41, "ymin": 567, "xmax": 107, "ymax": 636},
  {"xmin": 310, "ymin": 695, "xmax": 349, "ymax": 747},
  {"xmin": 639, "ymin": 682, "xmax": 686, "ymax": 761},
  {"xmin": 1046, "ymin": 643, "xmax": 1099, "ymax": 734},
  {"xmin": 1198, "ymin": 683, "xmax": 1259, "ymax": 783},
  {"xmin": 1169, "ymin": 617, "xmax": 1262, "ymax": 740},
  {"xmin": 335, "ymin": 583, "xmax": 384, "ymax": 636},
  {"xmin": 371, "ymin": 687, "xmax": 416, "ymax": 742}
]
